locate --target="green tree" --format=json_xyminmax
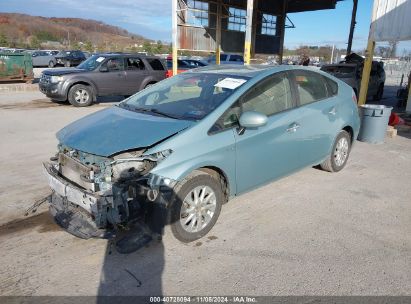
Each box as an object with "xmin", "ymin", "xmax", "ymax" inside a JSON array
[
  {"xmin": 0, "ymin": 33, "xmax": 8, "ymax": 46},
  {"xmin": 155, "ymin": 40, "xmax": 163, "ymax": 53},
  {"xmin": 143, "ymin": 41, "xmax": 152, "ymax": 54},
  {"xmin": 30, "ymin": 36, "xmax": 41, "ymax": 49},
  {"xmin": 72, "ymin": 41, "xmax": 81, "ymax": 50},
  {"xmin": 84, "ymin": 41, "xmax": 93, "ymax": 52}
]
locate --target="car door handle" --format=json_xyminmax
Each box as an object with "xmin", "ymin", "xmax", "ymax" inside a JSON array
[
  {"xmin": 286, "ymin": 123, "xmax": 300, "ymax": 133},
  {"xmin": 329, "ymin": 107, "xmax": 337, "ymax": 115}
]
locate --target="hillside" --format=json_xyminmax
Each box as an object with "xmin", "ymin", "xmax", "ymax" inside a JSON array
[{"xmin": 0, "ymin": 13, "xmax": 160, "ymax": 52}]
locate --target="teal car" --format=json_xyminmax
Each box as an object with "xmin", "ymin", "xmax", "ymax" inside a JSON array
[{"xmin": 44, "ymin": 65, "xmax": 360, "ymax": 243}]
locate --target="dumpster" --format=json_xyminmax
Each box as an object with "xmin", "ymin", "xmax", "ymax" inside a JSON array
[
  {"xmin": 0, "ymin": 52, "xmax": 34, "ymax": 82},
  {"xmin": 358, "ymin": 104, "xmax": 392, "ymax": 144}
]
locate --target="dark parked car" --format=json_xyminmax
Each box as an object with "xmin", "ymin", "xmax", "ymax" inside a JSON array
[
  {"xmin": 165, "ymin": 58, "xmax": 207, "ymax": 77},
  {"xmin": 55, "ymin": 50, "xmax": 86, "ymax": 67},
  {"xmin": 321, "ymin": 53, "xmax": 385, "ymax": 101},
  {"xmin": 39, "ymin": 53, "xmax": 167, "ymax": 106}
]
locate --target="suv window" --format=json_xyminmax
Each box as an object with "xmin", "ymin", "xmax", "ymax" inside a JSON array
[
  {"xmin": 293, "ymin": 70, "xmax": 328, "ymax": 105},
  {"xmin": 211, "ymin": 72, "xmax": 293, "ymax": 133},
  {"xmin": 147, "ymin": 58, "xmax": 165, "ymax": 70},
  {"xmin": 126, "ymin": 57, "xmax": 145, "ymax": 70},
  {"xmin": 104, "ymin": 58, "xmax": 124, "ymax": 71}
]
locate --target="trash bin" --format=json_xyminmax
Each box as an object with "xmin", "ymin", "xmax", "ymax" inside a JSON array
[
  {"xmin": 358, "ymin": 104, "xmax": 392, "ymax": 144},
  {"xmin": 0, "ymin": 52, "xmax": 33, "ymax": 81}
]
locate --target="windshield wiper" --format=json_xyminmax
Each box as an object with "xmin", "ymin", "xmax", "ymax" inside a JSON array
[{"xmin": 122, "ymin": 105, "xmax": 179, "ymax": 119}]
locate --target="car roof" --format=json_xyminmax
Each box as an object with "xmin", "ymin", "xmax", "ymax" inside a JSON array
[
  {"xmin": 96, "ymin": 53, "xmax": 154, "ymax": 58},
  {"xmin": 193, "ymin": 64, "xmax": 322, "ymax": 77}
]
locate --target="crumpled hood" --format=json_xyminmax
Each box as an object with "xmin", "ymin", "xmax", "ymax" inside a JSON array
[{"xmin": 57, "ymin": 106, "xmax": 194, "ymax": 157}]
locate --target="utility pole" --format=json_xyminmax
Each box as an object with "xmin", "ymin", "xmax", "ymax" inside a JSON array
[
  {"xmin": 330, "ymin": 44, "xmax": 335, "ymax": 64},
  {"xmin": 347, "ymin": 0, "xmax": 358, "ymax": 56}
]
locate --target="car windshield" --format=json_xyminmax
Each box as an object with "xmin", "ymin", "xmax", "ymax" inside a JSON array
[
  {"xmin": 119, "ymin": 73, "xmax": 249, "ymax": 121},
  {"xmin": 77, "ymin": 55, "xmax": 106, "ymax": 71}
]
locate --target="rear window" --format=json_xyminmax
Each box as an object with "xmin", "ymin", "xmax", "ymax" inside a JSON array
[
  {"xmin": 324, "ymin": 77, "xmax": 338, "ymax": 96},
  {"xmin": 148, "ymin": 58, "xmax": 165, "ymax": 70},
  {"xmin": 293, "ymin": 70, "xmax": 329, "ymax": 105}
]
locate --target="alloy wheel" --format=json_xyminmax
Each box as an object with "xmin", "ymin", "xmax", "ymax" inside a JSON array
[
  {"xmin": 334, "ymin": 137, "xmax": 349, "ymax": 167},
  {"xmin": 180, "ymin": 185, "xmax": 217, "ymax": 233}
]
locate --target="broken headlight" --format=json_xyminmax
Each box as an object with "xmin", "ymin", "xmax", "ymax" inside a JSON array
[{"xmin": 110, "ymin": 149, "xmax": 173, "ymax": 181}]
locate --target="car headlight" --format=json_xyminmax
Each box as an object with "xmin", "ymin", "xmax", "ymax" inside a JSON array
[
  {"xmin": 112, "ymin": 149, "xmax": 173, "ymax": 164},
  {"xmin": 50, "ymin": 76, "xmax": 63, "ymax": 83}
]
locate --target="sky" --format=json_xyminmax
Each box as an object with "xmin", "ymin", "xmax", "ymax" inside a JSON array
[{"xmin": 0, "ymin": 0, "xmax": 409, "ymax": 53}]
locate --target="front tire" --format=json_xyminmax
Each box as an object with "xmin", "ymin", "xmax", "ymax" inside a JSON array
[
  {"xmin": 169, "ymin": 170, "xmax": 223, "ymax": 242},
  {"xmin": 320, "ymin": 130, "xmax": 351, "ymax": 172},
  {"xmin": 68, "ymin": 84, "xmax": 93, "ymax": 107}
]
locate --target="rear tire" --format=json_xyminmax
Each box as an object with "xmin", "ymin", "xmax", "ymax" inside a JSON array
[
  {"xmin": 68, "ymin": 84, "xmax": 93, "ymax": 107},
  {"xmin": 320, "ymin": 130, "xmax": 351, "ymax": 172},
  {"xmin": 168, "ymin": 170, "xmax": 223, "ymax": 243}
]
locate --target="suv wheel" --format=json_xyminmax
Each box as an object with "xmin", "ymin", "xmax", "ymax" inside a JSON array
[
  {"xmin": 48, "ymin": 61, "xmax": 55, "ymax": 68},
  {"xmin": 168, "ymin": 170, "xmax": 223, "ymax": 242},
  {"xmin": 320, "ymin": 130, "xmax": 351, "ymax": 172},
  {"xmin": 68, "ymin": 84, "xmax": 93, "ymax": 107}
]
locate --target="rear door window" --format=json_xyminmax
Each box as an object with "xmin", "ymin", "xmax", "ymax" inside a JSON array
[
  {"xmin": 293, "ymin": 70, "xmax": 329, "ymax": 105},
  {"xmin": 126, "ymin": 57, "xmax": 145, "ymax": 70}
]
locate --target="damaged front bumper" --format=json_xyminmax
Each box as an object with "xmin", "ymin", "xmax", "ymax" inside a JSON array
[
  {"xmin": 43, "ymin": 162, "xmax": 114, "ymax": 238},
  {"xmin": 43, "ymin": 153, "xmax": 176, "ymax": 239}
]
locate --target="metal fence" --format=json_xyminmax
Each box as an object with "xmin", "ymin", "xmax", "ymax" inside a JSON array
[{"xmin": 382, "ymin": 59, "xmax": 411, "ymax": 87}]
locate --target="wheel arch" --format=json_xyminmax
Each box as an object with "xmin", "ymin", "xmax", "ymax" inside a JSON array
[
  {"xmin": 197, "ymin": 166, "xmax": 230, "ymax": 203},
  {"xmin": 66, "ymin": 81, "xmax": 97, "ymax": 101},
  {"xmin": 342, "ymin": 125, "xmax": 354, "ymax": 143}
]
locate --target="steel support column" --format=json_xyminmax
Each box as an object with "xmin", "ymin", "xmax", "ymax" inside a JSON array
[
  {"xmin": 278, "ymin": 0, "xmax": 287, "ymax": 64},
  {"xmin": 244, "ymin": 0, "xmax": 254, "ymax": 65},
  {"xmin": 216, "ymin": 0, "xmax": 222, "ymax": 65},
  {"xmin": 172, "ymin": 0, "xmax": 178, "ymax": 76},
  {"xmin": 346, "ymin": 0, "xmax": 358, "ymax": 56},
  {"xmin": 358, "ymin": 0, "xmax": 379, "ymax": 106}
]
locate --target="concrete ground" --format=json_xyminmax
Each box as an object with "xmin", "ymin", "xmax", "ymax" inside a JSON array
[{"xmin": 0, "ymin": 84, "xmax": 410, "ymax": 296}]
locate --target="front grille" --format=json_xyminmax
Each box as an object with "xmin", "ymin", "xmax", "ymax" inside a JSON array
[{"xmin": 40, "ymin": 74, "xmax": 51, "ymax": 84}]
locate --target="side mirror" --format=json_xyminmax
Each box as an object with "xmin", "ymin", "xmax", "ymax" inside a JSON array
[
  {"xmin": 239, "ymin": 111, "xmax": 268, "ymax": 128},
  {"xmin": 100, "ymin": 66, "xmax": 109, "ymax": 72}
]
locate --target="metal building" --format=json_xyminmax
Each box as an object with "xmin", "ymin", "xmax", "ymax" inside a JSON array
[{"xmin": 171, "ymin": 0, "xmax": 341, "ymax": 73}]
